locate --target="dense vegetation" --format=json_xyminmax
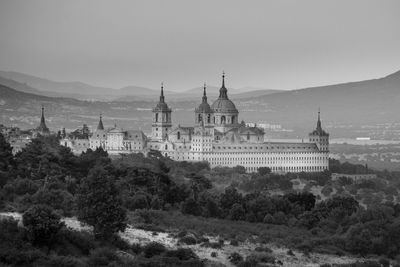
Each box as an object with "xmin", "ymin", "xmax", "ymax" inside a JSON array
[{"xmin": 1, "ymin": 133, "xmax": 400, "ymax": 266}]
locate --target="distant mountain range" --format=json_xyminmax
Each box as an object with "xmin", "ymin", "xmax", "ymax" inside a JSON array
[
  {"xmin": 0, "ymin": 71, "xmax": 281, "ymax": 101},
  {"xmin": 1, "ymin": 70, "xmax": 400, "ymax": 139}
]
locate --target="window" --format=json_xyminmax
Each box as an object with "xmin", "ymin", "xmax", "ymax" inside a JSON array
[
  {"xmin": 221, "ymin": 116, "xmax": 226, "ymax": 124},
  {"xmin": 207, "ymin": 114, "xmax": 211, "ymax": 123},
  {"xmin": 155, "ymin": 113, "xmax": 159, "ymax": 122},
  {"xmin": 177, "ymin": 131, "xmax": 181, "ymax": 140}
]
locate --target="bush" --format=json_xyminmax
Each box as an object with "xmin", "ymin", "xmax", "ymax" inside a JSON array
[
  {"xmin": 179, "ymin": 235, "xmax": 197, "ymax": 245},
  {"xmin": 229, "ymin": 252, "xmax": 244, "ymax": 265},
  {"xmin": 164, "ymin": 248, "xmax": 198, "ymax": 260},
  {"xmin": 229, "ymin": 204, "xmax": 246, "ymax": 221},
  {"xmin": 22, "ymin": 204, "xmax": 64, "ymax": 246},
  {"xmin": 143, "ymin": 242, "xmax": 166, "ymax": 258},
  {"xmin": 230, "ymin": 239, "xmax": 239, "ymax": 246}
]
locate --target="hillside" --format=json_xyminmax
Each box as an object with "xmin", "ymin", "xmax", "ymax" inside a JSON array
[{"xmin": 237, "ymin": 70, "xmax": 400, "ymax": 134}]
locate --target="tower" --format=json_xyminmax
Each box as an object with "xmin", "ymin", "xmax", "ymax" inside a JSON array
[
  {"xmin": 195, "ymin": 83, "xmax": 214, "ymax": 129},
  {"xmin": 309, "ymin": 109, "xmax": 329, "ymax": 152},
  {"xmin": 37, "ymin": 105, "xmax": 50, "ymax": 135},
  {"xmin": 151, "ymin": 83, "xmax": 172, "ymax": 141}
]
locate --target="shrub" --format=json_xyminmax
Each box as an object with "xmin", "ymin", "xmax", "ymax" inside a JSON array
[
  {"xmin": 179, "ymin": 235, "xmax": 197, "ymax": 245},
  {"xmin": 229, "ymin": 204, "xmax": 246, "ymax": 221},
  {"xmin": 229, "ymin": 252, "xmax": 244, "ymax": 265},
  {"xmin": 230, "ymin": 239, "xmax": 239, "ymax": 246},
  {"xmin": 254, "ymin": 246, "xmax": 273, "ymax": 253},
  {"xmin": 143, "ymin": 242, "xmax": 166, "ymax": 258},
  {"xmin": 23, "ymin": 204, "xmax": 64, "ymax": 246},
  {"xmin": 164, "ymin": 248, "xmax": 198, "ymax": 260}
]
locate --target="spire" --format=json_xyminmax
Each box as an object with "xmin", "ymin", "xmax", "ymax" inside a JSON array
[
  {"xmin": 40, "ymin": 105, "xmax": 45, "ymax": 124},
  {"xmin": 202, "ymin": 83, "xmax": 207, "ymax": 103},
  {"xmin": 219, "ymin": 71, "xmax": 228, "ymax": 99},
  {"xmin": 97, "ymin": 113, "xmax": 104, "ymax": 130},
  {"xmin": 222, "ymin": 71, "xmax": 225, "ymax": 88},
  {"xmin": 160, "ymin": 82, "xmax": 165, "ymax": 103},
  {"xmin": 38, "ymin": 105, "xmax": 49, "ymax": 133},
  {"xmin": 317, "ymin": 108, "xmax": 322, "ymax": 131}
]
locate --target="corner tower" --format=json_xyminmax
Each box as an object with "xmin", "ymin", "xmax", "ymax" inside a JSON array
[
  {"xmin": 151, "ymin": 83, "xmax": 172, "ymax": 141},
  {"xmin": 309, "ymin": 109, "xmax": 329, "ymax": 152}
]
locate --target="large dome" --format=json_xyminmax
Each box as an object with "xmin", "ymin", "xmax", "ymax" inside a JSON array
[
  {"xmin": 211, "ymin": 98, "xmax": 238, "ymax": 113},
  {"xmin": 211, "ymin": 73, "xmax": 238, "ymax": 114}
]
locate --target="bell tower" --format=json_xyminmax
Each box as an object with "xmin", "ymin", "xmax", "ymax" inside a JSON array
[{"xmin": 151, "ymin": 83, "xmax": 172, "ymax": 141}]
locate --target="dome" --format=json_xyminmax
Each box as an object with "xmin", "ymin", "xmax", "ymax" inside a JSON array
[
  {"xmin": 196, "ymin": 102, "xmax": 213, "ymax": 113},
  {"xmin": 211, "ymin": 72, "xmax": 238, "ymax": 114},
  {"xmin": 211, "ymin": 98, "xmax": 238, "ymax": 113}
]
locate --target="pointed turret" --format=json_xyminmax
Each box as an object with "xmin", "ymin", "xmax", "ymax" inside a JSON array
[
  {"xmin": 160, "ymin": 82, "xmax": 165, "ymax": 103},
  {"xmin": 97, "ymin": 113, "xmax": 104, "ymax": 130},
  {"xmin": 219, "ymin": 71, "xmax": 228, "ymax": 99},
  {"xmin": 316, "ymin": 108, "xmax": 322, "ymax": 132},
  {"xmin": 309, "ymin": 109, "xmax": 329, "ymax": 152},
  {"xmin": 202, "ymin": 83, "xmax": 207, "ymax": 103},
  {"xmin": 37, "ymin": 105, "xmax": 50, "ymax": 134}
]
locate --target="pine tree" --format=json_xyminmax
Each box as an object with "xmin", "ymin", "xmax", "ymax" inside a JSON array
[{"xmin": 76, "ymin": 165, "xmax": 126, "ymax": 239}]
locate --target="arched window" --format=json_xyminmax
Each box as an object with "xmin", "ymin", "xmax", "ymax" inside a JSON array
[
  {"xmin": 155, "ymin": 113, "xmax": 159, "ymax": 122},
  {"xmin": 207, "ymin": 114, "xmax": 211, "ymax": 123},
  {"xmin": 198, "ymin": 114, "xmax": 202, "ymax": 122},
  {"xmin": 165, "ymin": 144, "xmax": 168, "ymax": 150},
  {"xmin": 221, "ymin": 116, "xmax": 226, "ymax": 124},
  {"xmin": 247, "ymin": 132, "xmax": 250, "ymax": 140},
  {"xmin": 232, "ymin": 115, "xmax": 235, "ymax": 124},
  {"xmin": 177, "ymin": 131, "xmax": 181, "ymax": 140}
]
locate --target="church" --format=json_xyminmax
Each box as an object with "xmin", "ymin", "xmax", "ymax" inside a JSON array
[{"xmin": 62, "ymin": 73, "xmax": 329, "ymax": 173}]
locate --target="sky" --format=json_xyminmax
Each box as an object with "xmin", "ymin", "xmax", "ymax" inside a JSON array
[{"xmin": 0, "ymin": 0, "xmax": 399, "ymax": 91}]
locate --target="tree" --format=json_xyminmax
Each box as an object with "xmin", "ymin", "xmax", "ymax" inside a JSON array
[
  {"xmin": 0, "ymin": 133, "xmax": 14, "ymax": 187},
  {"xmin": 76, "ymin": 166, "xmax": 126, "ymax": 239},
  {"xmin": 181, "ymin": 197, "xmax": 202, "ymax": 216},
  {"xmin": 22, "ymin": 204, "xmax": 64, "ymax": 246},
  {"xmin": 229, "ymin": 204, "xmax": 246, "ymax": 221},
  {"xmin": 0, "ymin": 133, "xmax": 14, "ymax": 172},
  {"xmin": 258, "ymin": 167, "xmax": 271, "ymax": 176}
]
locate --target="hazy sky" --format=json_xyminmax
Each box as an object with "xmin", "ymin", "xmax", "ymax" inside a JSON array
[{"xmin": 0, "ymin": 0, "xmax": 399, "ymax": 91}]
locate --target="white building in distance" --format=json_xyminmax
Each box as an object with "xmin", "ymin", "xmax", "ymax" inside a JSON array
[{"xmin": 62, "ymin": 73, "xmax": 330, "ymax": 173}]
